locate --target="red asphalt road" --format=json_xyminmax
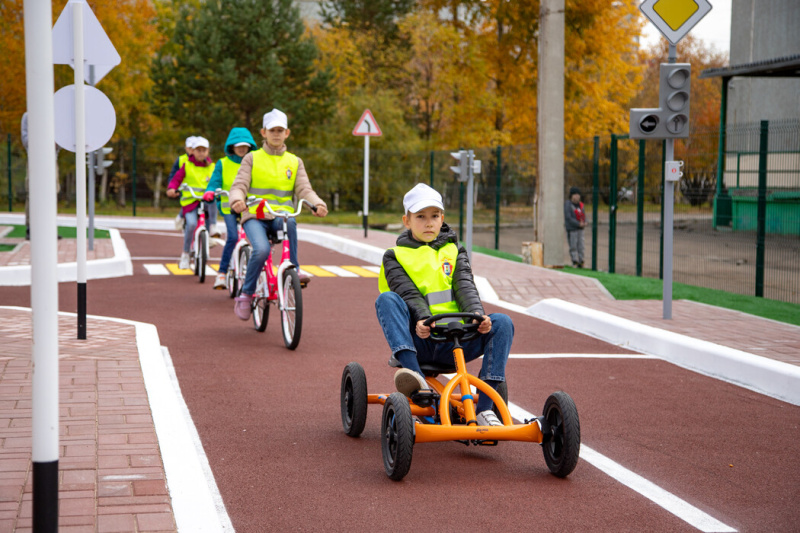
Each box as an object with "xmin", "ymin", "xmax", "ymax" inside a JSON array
[{"xmin": 3, "ymin": 229, "xmax": 799, "ymax": 532}]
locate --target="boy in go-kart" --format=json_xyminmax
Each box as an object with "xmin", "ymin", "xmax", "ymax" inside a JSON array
[{"xmin": 376, "ymin": 183, "xmax": 515, "ymax": 427}]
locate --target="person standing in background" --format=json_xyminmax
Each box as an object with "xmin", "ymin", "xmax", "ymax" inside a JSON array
[{"xmin": 564, "ymin": 186, "xmax": 585, "ymax": 268}]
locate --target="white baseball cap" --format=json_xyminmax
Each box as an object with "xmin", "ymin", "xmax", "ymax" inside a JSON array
[
  {"xmin": 403, "ymin": 183, "xmax": 444, "ymax": 214},
  {"xmin": 194, "ymin": 136, "xmax": 209, "ymax": 149},
  {"xmin": 262, "ymin": 109, "xmax": 288, "ymax": 130},
  {"xmin": 185, "ymin": 136, "xmax": 197, "ymax": 148}
]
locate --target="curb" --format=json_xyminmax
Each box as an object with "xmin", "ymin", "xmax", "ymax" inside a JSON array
[{"xmin": 526, "ymin": 298, "xmax": 800, "ymax": 407}]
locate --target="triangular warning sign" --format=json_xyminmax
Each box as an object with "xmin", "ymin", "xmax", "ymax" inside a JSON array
[{"xmin": 352, "ymin": 109, "xmax": 382, "ymax": 137}]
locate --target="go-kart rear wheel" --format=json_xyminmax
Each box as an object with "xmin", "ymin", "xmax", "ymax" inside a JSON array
[
  {"xmin": 340, "ymin": 363, "xmax": 368, "ymax": 437},
  {"xmin": 541, "ymin": 391, "xmax": 580, "ymax": 478},
  {"xmin": 381, "ymin": 392, "xmax": 414, "ymax": 481}
]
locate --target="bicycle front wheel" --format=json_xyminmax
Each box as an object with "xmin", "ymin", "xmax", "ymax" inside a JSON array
[
  {"xmin": 236, "ymin": 245, "xmax": 250, "ymax": 297},
  {"xmin": 281, "ymin": 268, "xmax": 303, "ymax": 350},
  {"xmin": 198, "ymin": 231, "xmax": 208, "ymax": 283},
  {"xmin": 253, "ymin": 270, "xmax": 269, "ymax": 332}
]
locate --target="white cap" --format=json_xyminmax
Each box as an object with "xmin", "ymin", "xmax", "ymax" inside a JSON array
[
  {"xmin": 234, "ymin": 141, "xmax": 251, "ymax": 147},
  {"xmin": 403, "ymin": 183, "xmax": 444, "ymax": 214},
  {"xmin": 262, "ymin": 108, "xmax": 288, "ymax": 130},
  {"xmin": 185, "ymin": 136, "xmax": 197, "ymax": 148},
  {"xmin": 194, "ymin": 136, "xmax": 209, "ymax": 149}
]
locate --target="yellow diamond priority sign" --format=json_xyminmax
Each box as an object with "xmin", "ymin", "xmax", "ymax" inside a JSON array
[{"xmin": 640, "ymin": 0, "xmax": 712, "ymax": 45}]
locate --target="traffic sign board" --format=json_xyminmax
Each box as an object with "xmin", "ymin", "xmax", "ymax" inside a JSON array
[
  {"xmin": 639, "ymin": 0, "xmax": 712, "ymax": 46},
  {"xmin": 54, "ymin": 85, "xmax": 117, "ymax": 152},
  {"xmin": 352, "ymin": 109, "xmax": 382, "ymax": 136},
  {"xmin": 52, "ymin": 0, "xmax": 120, "ymax": 84}
]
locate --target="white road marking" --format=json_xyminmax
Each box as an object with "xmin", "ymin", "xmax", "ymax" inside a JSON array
[
  {"xmin": 143, "ymin": 264, "xmax": 170, "ymax": 275},
  {"xmin": 510, "ymin": 353, "xmax": 657, "ymax": 359},
  {"xmin": 363, "ymin": 265, "xmax": 381, "ymax": 274},
  {"xmin": 508, "ymin": 401, "xmax": 737, "ymax": 533},
  {"xmin": 320, "ymin": 265, "xmax": 359, "ymax": 277}
]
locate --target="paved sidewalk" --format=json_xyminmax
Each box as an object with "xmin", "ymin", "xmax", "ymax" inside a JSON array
[{"xmin": 1, "ymin": 219, "xmax": 799, "ymax": 531}]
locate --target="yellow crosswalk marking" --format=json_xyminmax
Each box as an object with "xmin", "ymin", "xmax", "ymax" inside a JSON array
[
  {"xmin": 299, "ymin": 265, "xmax": 338, "ymax": 277},
  {"xmin": 166, "ymin": 263, "xmax": 193, "ymax": 275},
  {"xmin": 341, "ymin": 265, "xmax": 379, "ymax": 277}
]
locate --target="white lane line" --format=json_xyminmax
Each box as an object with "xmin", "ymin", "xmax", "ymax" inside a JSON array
[
  {"xmin": 320, "ymin": 265, "xmax": 359, "ymax": 277},
  {"xmin": 363, "ymin": 265, "xmax": 381, "ymax": 274},
  {"xmin": 508, "ymin": 401, "xmax": 736, "ymax": 533},
  {"xmin": 143, "ymin": 264, "xmax": 170, "ymax": 275},
  {"xmin": 510, "ymin": 353, "xmax": 657, "ymax": 359}
]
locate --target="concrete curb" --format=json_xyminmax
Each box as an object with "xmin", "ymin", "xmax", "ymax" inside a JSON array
[
  {"xmin": 0, "ymin": 227, "xmax": 132, "ymax": 286},
  {"xmin": 527, "ymin": 298, "xmax": 800, "ymax": 407}
]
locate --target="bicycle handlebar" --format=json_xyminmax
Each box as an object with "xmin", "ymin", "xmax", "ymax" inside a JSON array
[{"xmin": 244, "ymin": 196, "xmax": 318, "ymax": 217}]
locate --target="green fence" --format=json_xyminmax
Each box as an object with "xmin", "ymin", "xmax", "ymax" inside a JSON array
[{"xmin": 2, "ymin": 120, "xmax": 798, "ymax": 303}]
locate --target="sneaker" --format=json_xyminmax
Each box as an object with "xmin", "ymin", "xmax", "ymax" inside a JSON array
[
  {"xmin": 174, "ymin": 214, "xmax": 184, "ymax": 231},
  {"xmin": 476, "ymin": 410, "xmax": 503, "ymax": 427},
  {"xmin": 213, "ymin": 273, "xmax": 226, "ymax": 290},
  {"xmin": 178, "ymin": 252, "xmax": 190, "ymax": 270},
  {"xmin": 394, "ymin": 368, "xmax": 428, "ymax": 397},
  {"xmin": 234, "ymin": 294, "xmax": 252, "ymax": 320}
]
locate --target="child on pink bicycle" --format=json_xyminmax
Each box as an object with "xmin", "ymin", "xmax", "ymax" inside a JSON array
[
  {"xmin": 202, "ymin": 127, "xmax": 258, "ymax": 289},
  {"xmin": 229, "ymin": 109, "xmax": 328, "ymax": 320},
  {"xmin": 166, "ymin": 136, "xmax": 215, "ymax": 270}
]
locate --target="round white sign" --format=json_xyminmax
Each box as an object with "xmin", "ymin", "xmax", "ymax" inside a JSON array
[{"xmin": 54, "ymin": 85, "xmax": 116, "ymax": 152}]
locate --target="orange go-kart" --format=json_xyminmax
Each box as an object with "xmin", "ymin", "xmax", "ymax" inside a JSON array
[{"xmin": 340, "ymin": 312, "xmax": 581, "ymax": 481}]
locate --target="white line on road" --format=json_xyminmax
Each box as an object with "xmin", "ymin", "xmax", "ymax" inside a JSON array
[
  {"xmin": 510, "ymin": 353, "xmax": 657, "ymax": 359},
  {"xmin": 143, "ymin": 264, "xmax": 170, "ymax": 275},
  {"xmin": 320, "ymin": 265, "xmax": 359, "ymax": 277},
  {"xmin": 508, "ymin": 401, "xmax": 736, "ymax": 533}
]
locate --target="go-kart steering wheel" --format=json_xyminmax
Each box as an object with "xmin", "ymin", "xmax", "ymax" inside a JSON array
[{"xmin": 423, "ymin": 312, "xmax": 483, "ymax": 343}]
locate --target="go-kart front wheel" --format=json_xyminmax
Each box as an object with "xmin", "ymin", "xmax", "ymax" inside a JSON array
[
  {"xmin": 340, "ymin": 363, "xmax": 368, "ymax": 437},
  {"xmin": 541, "ymin": 391, "xmax": 580, "ymax": 478},
  {"xmin": 381, "ymin": 392, "xmax": 414, "ymax": 481}
]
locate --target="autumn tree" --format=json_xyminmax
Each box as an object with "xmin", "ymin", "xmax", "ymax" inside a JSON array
[{"xmin": 150, "ymin": 0, "xmax": 333, "ymax": 148}]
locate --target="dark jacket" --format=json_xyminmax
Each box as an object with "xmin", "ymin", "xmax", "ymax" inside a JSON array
[
  {"xmin": 381, "ymin": 222, "xmax": 484, "ymax": 325},
  {"xmin": 564, "ymin": 199, "xmax": 585, "ymax": 231}
]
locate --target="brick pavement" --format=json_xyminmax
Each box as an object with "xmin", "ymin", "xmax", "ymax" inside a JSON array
[{"xmin": 0, "ymin": 309, "xmax": 176, "ymax": 532}]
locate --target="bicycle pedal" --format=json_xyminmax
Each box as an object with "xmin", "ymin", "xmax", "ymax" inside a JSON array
[
  {"xmin": 473, "ymin": 440, "xmax": 499, "ymax": 447},
  {"xmin": 410, "ymin": 389, "xmax": 439, "ymax": 408}
]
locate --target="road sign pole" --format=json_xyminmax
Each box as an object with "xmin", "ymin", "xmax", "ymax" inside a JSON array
[
  {"xmin": 465, "ymin": 150, "xmax": 474, "ymax": 261},
  {"xmin": 662, "ymin": 44, "xmax": 677, "ymax": 320},
  {"xmin": 24, "ymin": 0, "xmax": 60, "ymax": 528},
  {"xmin": 363, "ymin": 135, "xmax": 369, "ymax": 238},
  {"xmin": 73, "ymin": 0, "xmax": 88, "ymax": 339},
  {"xmin": 88, "ymin": 66, "xmax": 95, "ymax": 251}
]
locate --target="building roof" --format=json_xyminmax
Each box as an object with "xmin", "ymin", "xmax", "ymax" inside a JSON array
[{"xmin": 700, "ymin": 54, "xmax": 800, "ymax": 79}]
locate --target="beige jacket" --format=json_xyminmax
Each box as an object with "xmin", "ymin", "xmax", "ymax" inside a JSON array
[{"xmin": 229, "ymin": 142, "xmax": 326, "ymax": 223}]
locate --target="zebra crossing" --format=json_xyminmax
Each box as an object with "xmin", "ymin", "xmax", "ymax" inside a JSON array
[{"xmin": 142, "ymin": 263, "xmax": 381, "ymax": 278}]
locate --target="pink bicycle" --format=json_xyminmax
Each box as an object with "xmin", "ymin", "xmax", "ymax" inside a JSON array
[
  {"xmin": 215, "ymin": 190, "xmax": 249, "ymax": 298},
  {"xmin": 238, "ymin": 197, "xmax": 316, "ymax": 350},
  {"xmin": 178, "ymin": 184, "xmax": 215, "ymax": 283}
]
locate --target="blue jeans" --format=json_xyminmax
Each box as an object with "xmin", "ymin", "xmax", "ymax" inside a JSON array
[
  {"xmin": 219, "ymin": 213, "xmax": 239, "ymax": 273},
  {"xmin": 183, "ymin": 203, "xmax": 213, "ymax": 253},
  {"xmin": 374, "ymin": 291, "xmax": 513, "ymax": 383},
  {"xmin": 241, "ymin": 217, "xmax": 298, "ymax": 295}
]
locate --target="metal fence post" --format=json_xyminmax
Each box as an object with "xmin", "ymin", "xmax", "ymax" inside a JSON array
[
  {"xmin": 591, "ymin": 136, "xmax": 599, "ymax": 271},
  {"xmin": 636, "ymin": 139, "xmax": 645, "ymax": 276},
  {"xmin": 132, "ymin": 137, "xmax": 137, "ymax": 216},
  {"xmin": 6, "ymin": 134, "xmax": 11, "ymax": 212},
  {"xmin": 429, "ymin": 151, "xmax": 434, "ymax": 187},
  {"xmin": 608, "ymin": 134, "xmax": 618, "ymax": 273},
  {"xmin": 495, "ymin": 145, "xmax": 501, "ymax": 250},
  {"xmin": 756, "ymin": 120, "xmax": 768, "ymax": 297}
]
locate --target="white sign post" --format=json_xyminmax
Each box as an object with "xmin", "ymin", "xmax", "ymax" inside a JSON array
[
  {"xmin": 52, "ymin": 0, "xmax": 119, "ymax": 339},
  {"xmin": 637, "ymin": 0, "xmax": 711, "ymax": 320},
  {"xmin": 352, "ymin": 109, "xmax": 382, "ymax": 237}
]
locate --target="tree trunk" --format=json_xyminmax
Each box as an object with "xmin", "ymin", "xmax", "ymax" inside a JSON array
[
  {"xmin": 99, "ymin": 169, "xmax": 108, "ymax": 202},
  {"xmin": 153, "ymin": 169, "xmax": 162, "ymax": 208}
]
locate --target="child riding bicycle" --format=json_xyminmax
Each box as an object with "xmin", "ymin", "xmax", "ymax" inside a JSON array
[
  {"xmin": 203, "ymin": 127, "xmax": 258, "ymax": 289},
  {"xmin": 229, "ymin": 109, "xmax": 328, "ymax": 320},
  {"xmin": 375, "ymin": 183, "xmax": 514, "ymax": 427},
  {"xmin": 166, "ymin": 136, "xmax": 215, "ymax": 270}
]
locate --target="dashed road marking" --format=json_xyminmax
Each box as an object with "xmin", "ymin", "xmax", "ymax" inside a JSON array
[
  {"xmin": 319, "ymin": 265, "xmax": 359, "ymax": 277},
  {"xmin": 144, "ymin": 264, "xmax": 380, "ymax": 278}
]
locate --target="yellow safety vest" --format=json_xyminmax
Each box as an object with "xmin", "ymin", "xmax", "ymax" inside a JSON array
[
  {"xmin": 180, "ymin": 160, "xmax": 213, "ymax": 207},
  {"xmin": 219, "ymin": 157, "xmax": 240, "ymax": 215},
  {"xmin": 248, "ymin": 149, "xmax": 299, "ymax": 215},
  {"xmin": 379, "ymin": 242, "xmax": 461, "ymax": 317},
  {"xmin": 178, "ymin": 153, "xmax": 188, "ymax": 168}
]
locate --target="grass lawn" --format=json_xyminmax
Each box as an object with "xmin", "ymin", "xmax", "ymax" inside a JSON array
[
  {"xmin": 4, "ymin": 225, "xmax": 110, "ymax": 239},
  {"xmin": 473, "ymin": 246, "xmax": 800, "ymax": 327}
]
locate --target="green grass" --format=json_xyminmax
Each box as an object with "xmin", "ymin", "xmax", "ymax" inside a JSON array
[
  {"xmin": 468, "ymin": 246, "xmax": 800, "ymax": 326},
  {"xmin": 562, "ymin": 267, "xmax": 800, "ymax": 327},
  {"xmin": 0, "ymin": 244, "xmax": 14, "ymax": 252},
  {"xmin": 5, "ymin": 225, "xmax": 110, "ymax": 239}
]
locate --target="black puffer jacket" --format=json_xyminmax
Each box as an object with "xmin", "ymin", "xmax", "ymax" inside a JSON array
[{"xmin": 382, "ymin": 223, "xmax": 485, "ymax": 325}]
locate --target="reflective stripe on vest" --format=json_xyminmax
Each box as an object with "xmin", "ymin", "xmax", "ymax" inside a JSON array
[
  {"xmin": 180, "ymin": 161, "xmax": 213, "ymax": 207},
  {"xmin": 378, "ymin": 242, "xmax": 460, "ymax": 319},
  {"xmin": 219, "ymin": 157, "xmax": 240, "ymax": 214},
  {"xmin": 248, "ymin": 149, "xmax": 299, "ymax": 215}
]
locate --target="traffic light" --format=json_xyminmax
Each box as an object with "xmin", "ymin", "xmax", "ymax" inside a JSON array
[
  {"xmin": 659, "ymin": 63, "xmax": 691, "ymax": 138},
  {"xmin": 95, "ymin": 146, "xmax": 113, "ymax": 173},
  {"xmin": 450, "ymin": 150, "xmax": 469, "ymax": 182},
  {"xmin": 629, "ymin": 62, "xmax": 691, "ymax": 140}
]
